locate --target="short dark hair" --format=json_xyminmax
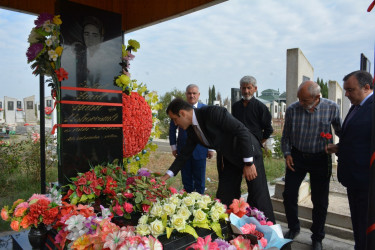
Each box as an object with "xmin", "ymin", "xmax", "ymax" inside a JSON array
[
  {"xmin": 166, "ymin": 98, "xmax": 193, "ymax": 116},
  {"xmin": 343, "ymin": 70, "xmax": 373, "ymax": 89}
]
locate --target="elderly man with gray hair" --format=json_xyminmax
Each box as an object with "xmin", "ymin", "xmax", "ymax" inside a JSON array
[
  {"xmin": 281, "ymin": 80, "xmax": 341, "ymax": 250},
  {"xmin": 231, "ymin": 75, "xmax": 275, "ymax": 223}
]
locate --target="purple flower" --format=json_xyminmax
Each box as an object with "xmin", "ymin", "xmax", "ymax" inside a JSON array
[
  {"xmin": 137, "ymin": 168, "xmax": 151, "ymax": 177},
  {"xmin": 214, "ymin": 239, "xmax": 236, "ymax": 250},
  {"xmin": 26, "ymin": 43, "xmax": 44, "ymax": 62},
  {"xmin": 34, "ymin": 13, "xmax": 54, "ymax": 27}
]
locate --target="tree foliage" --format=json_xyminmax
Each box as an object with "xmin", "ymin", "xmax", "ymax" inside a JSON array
[
  {"xmin": 157, "ymin": 89, "xmax": 185, "ymax": 139},
  {"xmin": 317, "ymin": 77, "xmax": 328, "ymax": 98}
]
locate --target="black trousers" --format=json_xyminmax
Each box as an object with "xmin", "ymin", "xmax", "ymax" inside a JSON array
[
  {"xmin": 347, "ymin": 187, "xmax": 369, "ymax": 250},
  {"xmin": 283, "ymin": 148, "xmax": 331, "ymax": 241},
  {"xmin": 216, "ymin": 154, "xmax": 275, "ymax": 223}
]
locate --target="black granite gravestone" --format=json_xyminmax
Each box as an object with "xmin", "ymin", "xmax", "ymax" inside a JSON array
[{"xmin": 58, "ymin": 2, "xmax": 123, "ymax": 185}]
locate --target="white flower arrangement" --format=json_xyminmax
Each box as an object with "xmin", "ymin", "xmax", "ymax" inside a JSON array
[{"xmin": 136, "ymin": 192, "xmax": 228, "ymax": 239}]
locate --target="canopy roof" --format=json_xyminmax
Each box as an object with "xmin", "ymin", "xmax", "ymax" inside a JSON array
[{"xmin": 0, "ymin": 0, "xmax": 226, "ymax": 33}]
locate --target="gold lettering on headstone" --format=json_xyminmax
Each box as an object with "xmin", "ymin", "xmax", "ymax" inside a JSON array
[{"xmin": 63, "ymin": 113, "xmax": 119, "ymax": 123}]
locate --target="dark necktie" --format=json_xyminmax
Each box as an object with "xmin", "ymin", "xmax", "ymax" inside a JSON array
[
  {"xmin": 193, "ymin": 125, "xmax": 208, "ymax": 147},
  {"xmin": 343, "ymin": 105, "xmax": 359, "ymax": 129}
]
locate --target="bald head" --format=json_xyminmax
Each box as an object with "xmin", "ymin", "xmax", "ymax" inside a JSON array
[
  {"xmin": 298, "ymin": 81, "xmax": 321, "ymax": 97},
  {"xmin": 297, "ymin": 81, "xmax": 321, "ymax": 111}
]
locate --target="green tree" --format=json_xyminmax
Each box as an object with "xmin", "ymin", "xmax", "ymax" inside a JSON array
[
  {"xmin": 208, "ymin": 86, "xmax": 212, "ymax": 105},
  {"xmin": 211, "ymin": 85, "xmax": 216, "ymax": 105},
  {"xmin": 157, "ymin": 89, "xmax": 185, "ymax": 139},
  {"xmin": 317, "ymin": 77, "xmax": 328, "ymax": 98}
]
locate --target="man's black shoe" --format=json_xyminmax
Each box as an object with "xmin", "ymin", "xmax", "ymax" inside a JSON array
[
  {"xmin": 284, "ymin": 229, "xmax": 300, "ymax": 239},
  {"xmin": 312, "ymin": 240, "xmax": 322, "ymax": 250}
]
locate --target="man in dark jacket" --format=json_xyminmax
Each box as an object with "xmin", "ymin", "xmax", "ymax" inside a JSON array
[
  {"xmin": 231, "ymin": 75, "xmax": 275, "ymax": 222},
  {"xmin": 161, "ymin": 98, "xmax": 274, "ymax": 219},
  {"xmin": 327, "ymin": 70, "xmax": 374, "ymax": 250}
]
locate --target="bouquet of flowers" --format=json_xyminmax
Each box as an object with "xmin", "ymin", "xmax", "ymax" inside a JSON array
[
  {"xmin": 111, "ymin": 175, "xmax": 174, "ymax": 219},
  {"xmin": 1, "ymin": 193, "xmax": 60, "ymax": 231},
  {"xmin": 62, "ymin": 164, "xmax": 174, "ymax": 220},
  {"xmin": 187, "ymin": 234, "xmax": 263, "ymax": 250},
  {"xmin": 26, "ymin": 13, "xmax": 68, "ymax": 92},
  {"xmin": 62, "ymin": 164, "xmax": 123, "ymax": 206},
  {"xmin": 136, "ymin": 192, "xmax": 228, "ymax": 239},
  {"xmin": 54, "ymin": 203, "xmax": 162, "ymax": 250}
]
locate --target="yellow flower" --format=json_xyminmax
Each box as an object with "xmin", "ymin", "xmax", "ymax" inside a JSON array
[
  {"xmin": 138, "ymin": 215, "xmax": 149, "ymax": 225},
  {"xmin": 193, "ymin": 209, "xmax": 207, "ymax": 222},
  {"xmin": 55, "ymin": 46, "xmax": 63, "ymax": 56},
  {"xmin": 197, "ymin": 199, "xmax": 208, "ymax": 209},
  {"xmin": 128, "ymin": 39, "xmax": 140, "ymax": 52},
  {"xmin": 168, "ymin": 195, "xmax": 181, "ymax": 206},
  {"xmin": 50, "ymin": 62, "xmax": 55, "ymax": 69},
  {"xmin": 210, "ymin": 210, "xmax": 221, "ymax": 222},
  {"xmin": 163, "ymin": 203, "xmax": 176, "ymax": 216},
  {"xmin": 136, "ymin": 224, "xmax": 151, "ymax": 236},
  {"xmin": 202, "ymin": 195, "xmax": 212, "ymax": 204},
  {"xmin": 182, "ymin": 196, "xmax": 195, "ymax": 207},
  {"xmin": 53, "ymin": 15, "xmax": 62, "ymax": 25},
  {"xmin": 116, "ymin": 74, "xmax": 130, "ymax": 86},
  {"xmin": 150, "ymin": 219, "xmax": 164, "ymax": 237},
  {"xmin": 177, "ymin": 205, "xmax": 191, "ymax": 220},
  {"xmin": 150, "ymin": 203, "xmax": 163, "ymax": 217},
  {"xmin": 71, "ymin": 235, "xmax": 91, "ymax": 249},
  {"xmin": 189, "ymin": 192, "xmax": 202, "ymax": 200},
  {"xmin": 171, "ymin": 214, "xmax": 186, "ymax": 231}
]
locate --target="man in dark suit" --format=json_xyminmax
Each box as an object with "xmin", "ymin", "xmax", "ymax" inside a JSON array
[
  {"xmin": 327, "ymin": 70, "xmax": 373, "ymax": 250},
  {"xmin": 161, "ymin": 98, "xmax": 275, "ymax": 216},
  {"xmin": 169, "ymin": 84, "xmax": 213, "ymax": 194}
]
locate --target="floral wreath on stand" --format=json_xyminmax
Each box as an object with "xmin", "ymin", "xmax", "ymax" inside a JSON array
[
  {"xmin": 26, "ymin": 13, "xmax": 68, "ymax": 96},
  {"xmin": 114, "ymin": 39, "xmax": 162, "ymax": 175},
  {"xmin": 26, "ymin": 13, "xmax": 68, "ymax": 143}
]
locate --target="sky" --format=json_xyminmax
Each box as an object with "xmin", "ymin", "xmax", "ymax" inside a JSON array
[{"xmin": 0, "ymin": 0, "xmax": 375, "ymax": 104}]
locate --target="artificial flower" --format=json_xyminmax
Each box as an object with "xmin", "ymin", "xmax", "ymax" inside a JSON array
[
  {"xmin": 10, "ymin": 220, "xmax": 20, "ymax": 231},
  {"xmin": 189, "ymin": 235, "xmax": 218, "ymax": 250},
  {"xmin": 230, "ymin": 235, "xmax": 252, "ymax": 250},
  {"xmin": 26, "ymin": 43, "xmax": 44, "ymax": 62},
  {"xmin": 55, "ymin": 67, "xmax": 69, "ymax": 81},
  {"xmin": 53, "ymin": 15, "xmax": 62, "ymax": 25},
  {"xmin": 1, "ymin": 207, "xmax": 9, "ymax": 220},
  {"xmin": 229, "ymin": 197, "xmax": 249, "ymax": 218},
  {"xmin": 241, "ymin": 223, "xmax": 256, "ymax": 234},
  {"xmin": 149, "ymin": 219, "xmax": 164, "ymax": 238},
  {"xmin": 55, "ymin": 46, "xmax": 63, "ymax": 56},
  {"xmin": 103, "ymin": 230, "xmax": 127, "ymax": 250},
  {"xmin": 34, "ymin": 13, "xmax": 54, "ymax": 27},
  {"xmin": 260, "ymin": 237, "xmax": 268, "ymax": 248},
  {"xmin": 28, "ymin": 28, "xmax": 44, "ymax": 43},
  {"xmin": 127, "ymin": 39, "xmax": 140, "ymax": 52}
]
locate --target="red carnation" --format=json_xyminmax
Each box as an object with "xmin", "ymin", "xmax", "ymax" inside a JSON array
[{"xmin": 325, "ymin": 133, "xmax": 332, "ymax": 140}]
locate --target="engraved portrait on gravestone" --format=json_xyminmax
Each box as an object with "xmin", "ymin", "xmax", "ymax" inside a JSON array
[
  {"xmin": 8, "ymin": 101, "xmax": 14, "ymax": 111},
  {"xmin": 27, "ymin": 101, "xmax": 33, "ymax": 109}
]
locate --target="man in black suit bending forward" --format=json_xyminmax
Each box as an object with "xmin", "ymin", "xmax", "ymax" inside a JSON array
[{"xmin": 161, "ymin": 98, "xmax": 274, "ymax": 222}]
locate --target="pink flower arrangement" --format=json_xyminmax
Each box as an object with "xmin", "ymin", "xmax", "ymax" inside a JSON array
[
  {"xmin": 1, "ymin": 194, "xmax": 60, "ymax": 231},
  {"xmin": 187, "ymin": 235, "xmax": 261, "ymax": 250},
  {"xmin": 246, "ymin": 206, "xmax": 274, "ymax": 225},
  {"xmin": 228, "ymin": 197, "xmax": 249, "ymax": 218}
]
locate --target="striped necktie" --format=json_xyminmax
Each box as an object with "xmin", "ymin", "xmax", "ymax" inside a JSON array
[{"xmin": 192, "ymin": 125, "xmax": 208, "ymax": 147}]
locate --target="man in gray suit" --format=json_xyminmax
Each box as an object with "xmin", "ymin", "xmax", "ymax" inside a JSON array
[{"xmin": 161, "ymin": 98, "xmax": 274, "ymax": 218}]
